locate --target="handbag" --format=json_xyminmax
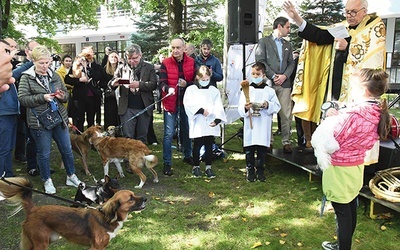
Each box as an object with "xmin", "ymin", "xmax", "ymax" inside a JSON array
[{"xmin": 32, "ymin": 101, "xmax": 63, "ymax": 130}]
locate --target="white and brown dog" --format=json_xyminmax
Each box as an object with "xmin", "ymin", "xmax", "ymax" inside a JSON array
[
  {"xmin": 0, "ymin": 177, "xmax": 146, "ymax": 250},
  {"xmin": 85, "ymin": 125, "xmax": 159, "ymax": 189}
]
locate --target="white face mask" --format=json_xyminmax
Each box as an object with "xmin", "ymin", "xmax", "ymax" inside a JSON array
[
  {"xmin": 199, "ymin": 80, "xmax": 210, "ymax": 87},
  {"xmin": 252, "ymin": 77, "xmax": 263, "ymax": 84}
]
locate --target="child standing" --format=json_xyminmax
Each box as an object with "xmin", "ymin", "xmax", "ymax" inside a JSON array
[
  {"xmin": 238, "ymin": 62, "xmax": 281, "ymax": 182},
  {"xmin": 311, "ymin": 68, "xmax": 391, "ymax": 250},
  {"xmin": 183, "ymin": 65, "xmax": 226, "ymax": 178}
]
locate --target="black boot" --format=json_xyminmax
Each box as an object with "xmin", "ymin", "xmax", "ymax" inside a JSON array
[
  {"xmin": 247, "ymin": 167, "xmax": 256, "ymax": 182},
  {"xmin": 163, "ymin": 164, "xmax": 173, "ymax": 176}
]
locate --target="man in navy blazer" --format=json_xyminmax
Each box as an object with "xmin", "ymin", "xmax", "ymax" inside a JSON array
[{"xmin": 255, "ymin": 16, "xmax": 295, "ymax": 153}]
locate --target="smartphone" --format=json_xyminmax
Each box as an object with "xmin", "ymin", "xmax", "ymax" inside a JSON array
[{"xmin": 118, "ymin": 79, "xmax": 130, "ymax": 85}]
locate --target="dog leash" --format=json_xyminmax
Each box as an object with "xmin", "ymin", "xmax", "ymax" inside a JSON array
[
  {"xmin": 117, "ymin": 92, "xmax": 172, "ymax": 130},
  {"xmin": 70, "ymin": 124, "xmax": 84, "ymax": 135},
  {"xmin": 0, "ymin": 177, "xmax": 97, "ymax": 210}
]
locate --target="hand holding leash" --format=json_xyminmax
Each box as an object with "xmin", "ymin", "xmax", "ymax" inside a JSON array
[{"xmin": 168, "ymin": 87, "xmax": 175, "ymax": 96}]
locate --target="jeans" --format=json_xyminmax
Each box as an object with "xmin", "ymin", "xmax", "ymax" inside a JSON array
[
  {"xmin": 0, "ymin": 115, "xmax": 17, "ymax": 177},
  {"xmin": 30, "ymin": 124, "xmax": 76, "ymax": 181},
  {"xmin": 162, "ymin": 106, "xmax": 192, "ymax": 165},
  {"xmin": 26, "ymin": 128, "xmax": 38, "ymax": 171}
]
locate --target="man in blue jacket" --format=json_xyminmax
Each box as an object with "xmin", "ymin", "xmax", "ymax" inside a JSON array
[
  {"xmin": 0, "ymin": 39, "xmax": 19, "ymax": 177},
  {"xmin": 195, "ymin": 39, "xmax": 223, "ymax": 87}
]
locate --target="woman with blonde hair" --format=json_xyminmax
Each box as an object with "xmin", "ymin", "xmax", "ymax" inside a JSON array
[
  {"xmin": 18, "ymin": 45, "xmax": 82, "ymax": 194},
  {"xmin": 100, "ymin": 50, "xmax": 120, "ymax": 129}
]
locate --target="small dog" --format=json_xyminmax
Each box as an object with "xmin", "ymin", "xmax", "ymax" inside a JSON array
[
  {"xmin": 0, "ymin": 177, "xmax": 146, "ymax": 250},
  {"xmin": 85, "ymin": 125, "xmax": 159, "ymax": 189},
  {"xmin": 74, "ymin": 175, "xmax": 120, "ymax": 206},
  {"xmin": 106, "ymin": 125, "xmax": 124, "ymax": 137}
]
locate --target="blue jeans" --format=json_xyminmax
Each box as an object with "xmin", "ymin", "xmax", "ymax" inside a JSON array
[
  {"xmin": 162, "ymin": 106, "xmax": 192, "ymax": 165},
  {"xmin": 30, "ymin": 124, "xmax": 76, "ymax": 181},
  {"xmin": 0, "ymin": 115, "xmax": 17, "ymax": 177}
]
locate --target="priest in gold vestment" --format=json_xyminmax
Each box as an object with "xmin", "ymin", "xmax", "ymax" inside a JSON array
[{"xmin": 283, "ymin": 0, "xmax": 386, "ymax": 151}]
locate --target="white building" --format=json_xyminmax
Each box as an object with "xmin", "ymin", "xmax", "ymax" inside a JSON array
[{"xmin": 54, "ymin": 5, "xmax": 137, "ymax": 62}]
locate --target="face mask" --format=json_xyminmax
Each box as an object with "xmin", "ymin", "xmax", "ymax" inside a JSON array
[
  {"xmin": 199, "ymin": 80, "xmax": 210, "ymax": 87},
  {"xmin": 252, "ymin": 77, "xmax": 263, "ymax": 84}
]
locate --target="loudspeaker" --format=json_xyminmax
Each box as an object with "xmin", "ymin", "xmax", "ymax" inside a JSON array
[{"xmin": 228, "ymin": 0, "xmax": 259, "ymax": 44}]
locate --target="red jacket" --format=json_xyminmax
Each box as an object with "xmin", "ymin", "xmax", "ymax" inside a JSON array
[{"xmin": 160, "ymin": 54, "xmax": 195, "ymax": 113}]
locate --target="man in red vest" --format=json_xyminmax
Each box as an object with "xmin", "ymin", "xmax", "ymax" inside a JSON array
[{"xmin": 159, "ymin": 37, "xmax": 196, "ymax": 176}]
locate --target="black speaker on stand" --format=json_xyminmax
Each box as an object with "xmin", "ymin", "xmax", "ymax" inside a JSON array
[
  {"xmin": 228, "ymin": 0, "xmax": 259, "ymax": 80},
  {"xmin": 228, "ymin": 0, "xmax": 259, "ymax": 44}
]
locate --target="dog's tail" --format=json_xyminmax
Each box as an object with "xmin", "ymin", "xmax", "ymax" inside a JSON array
[
  {"xmin": 0, "ymin": 177, "xmax": 34, "ymax": 216},
  {"xmin": 144, "ymin": 155, "xmax": 158, "ymax": 169}
]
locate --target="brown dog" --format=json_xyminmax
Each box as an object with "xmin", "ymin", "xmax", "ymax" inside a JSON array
[
  {"xmin": 0, "ymin": 177, "xmax": 146, "ymax": 250},
  {"xmin": 64, "ymin": 125, "xmax": 100, "ymax": 176},
  {"xmin": 85, "ymin": 126, "xmax": 159, "ymax": 189}
]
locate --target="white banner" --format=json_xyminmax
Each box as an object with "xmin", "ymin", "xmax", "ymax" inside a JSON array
[{"xmin": 225, "ymin": 0, "xmax": 266, "ymax": 124}]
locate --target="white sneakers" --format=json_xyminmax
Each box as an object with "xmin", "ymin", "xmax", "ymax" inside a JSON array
[
  {"xmin": 44, "ymin": 178, "xmax": 56, "ymax": 194},
  {"xmin": 66, "ymin": 174, "xmax": 81, "ymax": 187},
  {"xmin": 44, "ymin": 175, "xmax": 81, "ymax": 194}
]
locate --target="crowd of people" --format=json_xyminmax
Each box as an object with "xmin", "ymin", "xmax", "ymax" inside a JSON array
[{"xmin": 0, "ymin": 0, "xmax": 391, "ymax": 248}]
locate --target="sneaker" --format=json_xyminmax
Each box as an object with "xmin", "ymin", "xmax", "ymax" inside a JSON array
[
  {"xmin": 247, "ymin": 168, "xmax": 256, "ymax": 182},
  {"xmin": 322, "ymin": 241, "xmax": 339, "ymax": 250},
  {"xmin": 151, "ymin": 142, "xmax": 158, "ymax": 146},
  {"xmin": 66, "ymin": 174, "xmax": 81, "ymax": 187},
  {"xmin": 27, "ymin": 169, "xmax": 40, "ymax": 176},
  {"xmin": 192, "ymin": 167, "xmax": 202, "ymax": 178},
  {"xmin": 44, "ymin": 179, "xmax": 56, "ymax": 194},
  {"xmin": 205, "ymin": 169, "xmax": 216, "ymax": 178}
]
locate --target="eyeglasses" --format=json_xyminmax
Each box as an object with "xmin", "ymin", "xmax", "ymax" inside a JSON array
[{"xmin": 344, "ymin": 7, "xmax": 365, "ymax": 17}]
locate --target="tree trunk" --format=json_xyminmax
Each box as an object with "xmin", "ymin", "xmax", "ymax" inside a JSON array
[{"xmin": 168, "ymin": 0, "xmax": 183, "ymax": 36}]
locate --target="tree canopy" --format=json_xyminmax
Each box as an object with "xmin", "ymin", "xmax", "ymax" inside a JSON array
[{"xmin": 1, "ymin": 0, "xmax": 103, "ymax": 47}]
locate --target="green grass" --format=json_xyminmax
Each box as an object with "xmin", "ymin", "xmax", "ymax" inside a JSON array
[{"xmin": 1, "ymin": 109, "xmax": 400, "ymax": 250}]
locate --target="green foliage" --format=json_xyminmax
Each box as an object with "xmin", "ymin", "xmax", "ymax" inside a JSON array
[
  {"xmin": 1, "ymin": 0, "xmax": 102, "ymax": 46},
  {"xmin": 131, "ymin": 0, "xmax": 224, "ymax": 63}
]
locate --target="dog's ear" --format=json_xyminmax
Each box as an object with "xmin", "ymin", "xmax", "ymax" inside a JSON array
[
  {"xmin": 104, "ymin": 175, "xmax": 110, "ymax": 183},
  {"xmin": 114, "ymin": 175, "xmax": 119, "ymax": 181},
  {"xmin": 101, "ymin": 199, "xmax": 120, "ymax": 222}
]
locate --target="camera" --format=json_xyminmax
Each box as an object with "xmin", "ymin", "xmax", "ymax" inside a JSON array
[{"xmin": 51, "ymin": 54, "xmax": 61, "ymax": 62}]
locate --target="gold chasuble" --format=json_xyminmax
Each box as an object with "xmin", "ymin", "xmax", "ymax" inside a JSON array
[{"xmin": 292, "ymin": 13, "xmax": 386, "ymax": 124}]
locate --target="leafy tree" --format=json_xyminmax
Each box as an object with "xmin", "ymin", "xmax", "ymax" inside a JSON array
[
  {"xmin": 130, "ymin": 0, "xmax": 224, "ymax": 62},
  {"xmin": 0, "ymin": 0, "xmax": 103, "ymax": 49},
  {"xmin": 289, "ymin": 0, "xmax": 345, "ymax": 50},
  {"xmin": 130, "ymin": 3, "xmax": 169, "ymax": 61}
]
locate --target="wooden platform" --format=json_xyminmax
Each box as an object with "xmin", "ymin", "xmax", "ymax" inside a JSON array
[
  {"xmin": 267, "ymin": 146, "xmax": 321, "ymax": 181},
  {"xmin": 359, "ymin": 186, "xmax": 400, "ymax": 219}
]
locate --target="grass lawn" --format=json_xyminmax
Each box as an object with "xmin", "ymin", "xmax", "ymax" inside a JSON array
[{"xmin": 1, "ymin": 106, "xmax": 400, "ymax": 250}]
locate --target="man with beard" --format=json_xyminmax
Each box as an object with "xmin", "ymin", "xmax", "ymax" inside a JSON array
[
  {"xmin": 109, "ymin": 44, "xmax": 157, "ymax": 143},
  {"xmin": 195, "ymin": 39, "xmax": 223, "ymax": 87}
]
